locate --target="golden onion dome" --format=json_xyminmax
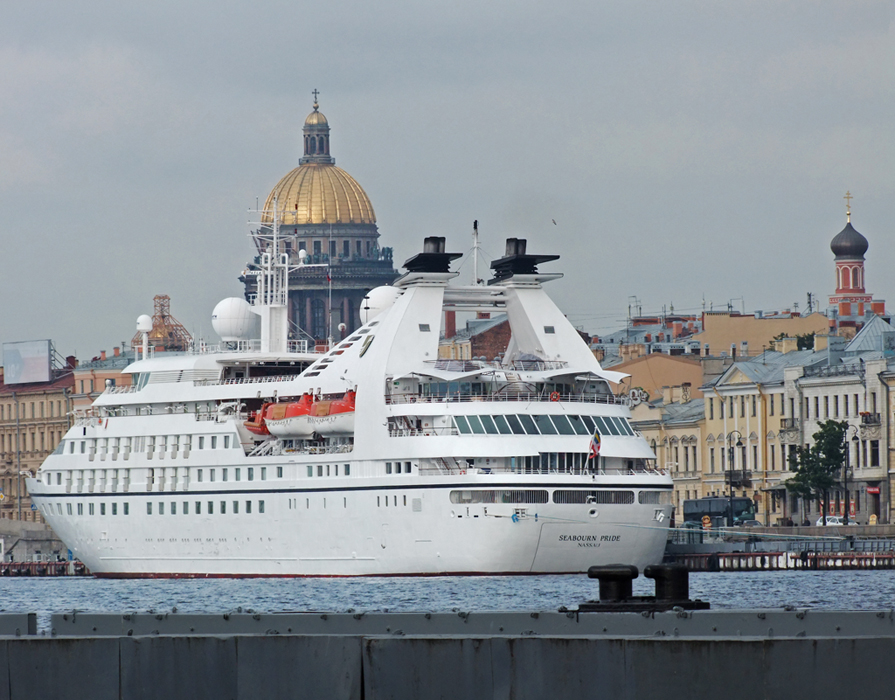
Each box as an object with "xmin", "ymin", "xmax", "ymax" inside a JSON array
[{"xmin": 263, "ymin": 163, "xmax": 376, "ymax": 225}]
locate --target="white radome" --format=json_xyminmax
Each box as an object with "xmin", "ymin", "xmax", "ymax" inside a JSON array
[
  {"xmin": 212, "ymin": 298, "xmax": 258, "ymax": 341},
  {"xmin": 136, "ymin": 314, "xmax": 153, "ymax": 333},
  {"xmin": 360, "ymin": 286, "xmax": 402, "ymax": 323}
]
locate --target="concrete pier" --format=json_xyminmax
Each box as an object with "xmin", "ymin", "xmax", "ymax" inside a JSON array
[{"xmin": 0, "ymin": 609, "xmax": 891, "ymax": 698}]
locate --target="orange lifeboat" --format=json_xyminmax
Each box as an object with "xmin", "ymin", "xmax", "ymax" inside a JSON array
[
  {"xmin": 244, "ymin": 403, "xmax": 272, "ymax": 436},
  {"xmin": 310, "ymin": 390, "xmax": 356, "ymax": 436},
  {"xmin": 265, "ymin": 394, "xmax": 315, "ymax": 439}
]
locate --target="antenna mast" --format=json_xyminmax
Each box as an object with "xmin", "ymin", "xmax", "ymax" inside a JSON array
[{"xmin": 472, "ymin": 220, "xmax": 480, "ymax": 285}]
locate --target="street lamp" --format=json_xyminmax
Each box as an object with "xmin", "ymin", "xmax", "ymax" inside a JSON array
[
  {"xmin": 843, "ymin": 425, "xmax": 860, "ymax": 526},
  {"xmin": 726, "ymin": 430, "xmax": 744, "ymax": 526}
]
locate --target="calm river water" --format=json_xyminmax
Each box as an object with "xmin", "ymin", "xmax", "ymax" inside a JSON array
[{"xmin": 2, "ymin": 571, "xmax": 894, "ymax": 631}]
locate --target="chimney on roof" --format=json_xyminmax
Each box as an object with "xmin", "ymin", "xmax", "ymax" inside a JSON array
[
  {"xmin": 66, "ymin": 355, "xmax": 77, "ymax": 369},
  {"xmin": 100, "ymin": 350, "xmax": 107, "ymax": 361},
  {"xmin": 444, "ymin": 311, "xmax": 456, "ymax": 338},
  {"xmin": 113, "ymin": 347, "xmax": 120, "ymax": 357}
]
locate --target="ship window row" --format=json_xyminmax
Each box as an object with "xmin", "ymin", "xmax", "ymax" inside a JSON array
[
  {"xmin": 452, "ymin": 414, "xmax": 635, "ymax": 437},
  {"xmin": 64, "ymin": 434, "xmax": 239, "ymax": 458},
  {"xmin": 48, "ymin": 500, "xmax": 266, "ymax": 516},
  {"xmin": 306, "ymin": 464, "xmax": 351, "ymax": 477},
  {"xmin": 448, "ymin": 489, "xmax": 666, "ymax": 505},
  {"xmin": 449, "ymin": 490, "xmax": 550, "ymax": 504},
  {"xmin": 377, "ymin": 494, "xmax": 413, "ymax": 507},
  {"xmin": 196, "ymin": 467, "xmax": 266, "ymax": 482}
]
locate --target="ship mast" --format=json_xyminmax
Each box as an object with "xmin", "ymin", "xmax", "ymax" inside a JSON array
[{"xmin": 247, "ymin": 196, "xmax": 290, "ymax": 353}]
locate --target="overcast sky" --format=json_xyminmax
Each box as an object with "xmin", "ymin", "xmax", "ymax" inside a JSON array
[{"xmin": 1, "ymin": 1, "xmax": 892, "ymax": 360}]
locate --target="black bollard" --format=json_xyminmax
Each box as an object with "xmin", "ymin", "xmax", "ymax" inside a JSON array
[
  {"xmin": 587, "ymin": 564, "xmax": 639, "ymax": 602},
  {"xmin": 643, "ymin": 563, "xmax": 690, "ymax": 602}
]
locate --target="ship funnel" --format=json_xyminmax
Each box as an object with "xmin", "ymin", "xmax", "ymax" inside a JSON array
[
  {"xmin": 505, "ymin": 238, "xmax": 527, "ymax": 256},
  {"xmin": 402, "ymin": 237, "xmax": 461, "ymax": 274},
  {"xmin": 423, "ymin": 237, "xmax": 446, "ymax": 254}
]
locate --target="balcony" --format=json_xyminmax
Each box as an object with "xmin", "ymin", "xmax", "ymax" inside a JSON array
[
  {"xmin": 780, "ymin": 418, "xmax": 798, "ymax": 429},
  {"xmin": 860, "ymin": 413, "xmax": 881, "ymax": 426}
]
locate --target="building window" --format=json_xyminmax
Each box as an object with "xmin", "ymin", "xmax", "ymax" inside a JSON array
[
  {"xmin": 710, "ymin": 448, "xmax": 715, "ymax": 473},
  {"xmin": 751, "ymin": 396, "xmax": 756, "ymax": 417},
  {"xmin": 100, "ymin": 503, "xmax": 106, "ymax": 515},
  {"xmin": 870, "ymin": 440, "xmax": 880, "ymax": 467},
  {"xmin": 147, "ymin": 502, "xmax": 152, "ymax": 515},
  {"xmin": 277, "ymin": 466, "xmax": 283, "ymax": 478},
  {"xmin": 709, "ymin": 398, "xmax": 714, "ymax": 420},
  {"xmin": 246, "ymin": 501, "xmax": 252, "ymax": 514},
  {"xmin": 233, "ymin": 501, "xmax": 239, "ymax": 514},
  {"xmin": 259, "ymin": 500, "xmax": 265, "ymax": 513}
]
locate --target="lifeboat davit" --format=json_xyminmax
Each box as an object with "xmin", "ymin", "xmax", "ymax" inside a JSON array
[
  {"xmin": 265, "ymin": 394, "xmax": 316, "ymax": 439},
  {"xmin": 310, "ymin": 390, "xmax": 356, "ymax": 436},
  {"xmin": 243, "ymin": 403, "xmax": 272, "ymax": 435}
]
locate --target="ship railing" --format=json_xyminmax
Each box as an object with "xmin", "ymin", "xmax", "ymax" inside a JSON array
[
  {"xmin": 105, "ymin": 386, "xmax": 141, "ymax": 395},
  {"xmin": 416, "ymin": 464, "xmax": 663, "ymax": 477},
  {"xmin": 385, "ymin": 392, "xmax": 624, "ymax": 405},
  {"xmin": 388, "ymin": 427, "xmax": 460, "ymax": 438},
  {"xmin": 190, "ymin": 340, "xmax": 313, "ymax": 354},
  {"xmin": 422, "ymin": 359, "xmax": 569, "ymax": 372},
  {"xmin": 195, "ymin": 374, "xmax": 303, "ymax": 387}
]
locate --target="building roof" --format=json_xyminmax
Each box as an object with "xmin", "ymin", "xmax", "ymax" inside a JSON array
[
  {"xmin": 706, "ymin": 349, "xmax": 828, "ymax": 388},
  {"xmin": 843, "ymin": 315, "xmax": 895, "ymax": 355}
]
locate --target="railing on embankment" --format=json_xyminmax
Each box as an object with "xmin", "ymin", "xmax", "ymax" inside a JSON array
[
  {"xmin": 672, "ymin": 550, "xmax": 895, "ymax": 572},
  {"xmin": 0, "ymin": 561, "xmax": 88, "ymax": 577}
]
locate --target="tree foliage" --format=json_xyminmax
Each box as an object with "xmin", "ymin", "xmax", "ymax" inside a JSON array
[
  {"xmin": 787, "ymin": 420, "xmax": 848, "ymax": 514},
  {"xmin": 772, "ymin": 332, "xmax": 815, "ymax": 350}
]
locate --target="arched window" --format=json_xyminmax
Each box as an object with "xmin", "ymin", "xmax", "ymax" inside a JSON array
[{"xmin": 852, "ymin": 267, "xmax": 859, "ymax": 288}]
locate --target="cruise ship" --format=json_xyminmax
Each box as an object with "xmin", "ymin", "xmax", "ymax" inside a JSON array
[{"xmin": 27, "ymin": 232, "xmax": 672, "ymax": 577}]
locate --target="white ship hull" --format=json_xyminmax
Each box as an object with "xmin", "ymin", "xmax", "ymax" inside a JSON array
[
  {"xmin": 27, "ymin": 235, "xmax": 673, "ymax": 577},
  {"xmin": 31, "ymin": 470, "xmax": 671, "ymax": 577}
]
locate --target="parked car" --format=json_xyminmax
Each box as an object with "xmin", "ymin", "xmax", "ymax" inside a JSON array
[
  {"xmin": 815, "ymin": 515, "xmax": 857, "ymax": 526},
  {"xmin": 735, "ymin": 519, "xmax": 763, "ymax": 528}
]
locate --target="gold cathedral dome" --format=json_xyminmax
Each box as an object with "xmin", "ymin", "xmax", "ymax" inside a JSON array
[{"xmin": 263, "ymin": 99, "xmax": 376, "ymax": 226}]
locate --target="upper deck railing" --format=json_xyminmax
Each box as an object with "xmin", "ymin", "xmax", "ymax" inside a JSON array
[{"xmin": 385, "ymin": 392, "xmax": 626, "ymax": 406}]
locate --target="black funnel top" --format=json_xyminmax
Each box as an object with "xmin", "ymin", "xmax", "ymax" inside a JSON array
[
  {"xmin": 403, "ymin": 236, "xmax": 462, "ymax": 273},
  {"xmin": 489, "ymin": 238, "xmax": 559, "ymax": 282}
]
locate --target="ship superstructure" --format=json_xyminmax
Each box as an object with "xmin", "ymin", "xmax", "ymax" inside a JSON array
[{"xmin": 27, "ymin": 234, "xmax": 672, "ymax": 577}]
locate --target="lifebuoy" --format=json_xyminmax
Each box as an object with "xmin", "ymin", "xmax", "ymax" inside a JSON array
[{"xmin": 550, "ymin": 392, "xmax": 560, "ymax": 402}]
